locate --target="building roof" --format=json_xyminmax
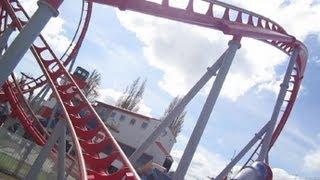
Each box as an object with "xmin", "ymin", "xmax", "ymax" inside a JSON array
[
  {"xmin": 95, "ymin": 101, "xmax": 177, "ymax": 141},
  {"xmin": 95, "ymin": 101, "xmax": 161, "ymax": 122}
]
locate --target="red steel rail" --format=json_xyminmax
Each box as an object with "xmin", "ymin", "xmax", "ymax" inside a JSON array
[
  {"xmin": 0, "ymin": 0, "xmax": 308, "ymax": 179},
  {"xmin": 1, "ymin": 0, "xmax": 139, "ymax": 179},
  {"xmin": 18, "ymin": 0, "xmax": 93, "ymax": 94}
]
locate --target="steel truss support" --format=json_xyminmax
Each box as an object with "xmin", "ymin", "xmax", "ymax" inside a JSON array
[
  {"xmin": 0, "ymin": 0, "xmax": 61, "ymax": 87},
  {"xmin": 257, "ymin": 48, "xmax": 299, "ymax": 161},
  {"xmin": 213, "ymin": 49, "xmax": 299, "ymax": 179},
  {"xmin": 0, "ymin": 26, "xmax": 15, "ymax": 54},
  {"xmin": 57, "ymin": 121, "xmax": 66, "ymax": 180},
  {"xmin": 214, "ymin": 122, "xmax": 270, "ymax": 180},
  {"xmin": 173, "ymin": 37, "xmax": 242, "ymax": 180},
  {"xmin": 47, "ymin": 105, "xmax": 58, "ymax": 129},
  {"xmin": 129, "ymin": 37, "xmax": 241, "ymax": 165},
  {"xmin": 30, "ymin": 84, "xmax": 49, "ymax": 104},
  {"xmin": 25, "ymin": 120, "xmax": 66, "ymax": 180}
]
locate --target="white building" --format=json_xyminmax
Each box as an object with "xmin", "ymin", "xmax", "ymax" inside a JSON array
[{"xmin": 94, "ymin": 101, "xmax": 176, "ymax": 171}]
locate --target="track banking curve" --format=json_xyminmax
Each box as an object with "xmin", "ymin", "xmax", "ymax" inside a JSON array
[
  {"xmin": 0, "ymin": 0, "xmax": 93, "ymax": 155},
  {"xmin": 89, "ymin": 0, "xmax": 308, "ymax": 172},
  {"xmin": 1, "ymin": 0, "xmax": 138, "ymax": 179},
  {"xmin": 0, "ymin": 0, "xmax": 308, "ymax": 179},
  {"xmin": 18, "ymin": 0, "xmax": 93, "ymax": 94}
]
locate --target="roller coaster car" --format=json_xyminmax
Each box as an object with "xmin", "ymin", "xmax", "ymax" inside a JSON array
[{"xmin": 72, "ymin": 66, "xmax": 89, "ymax": 89}]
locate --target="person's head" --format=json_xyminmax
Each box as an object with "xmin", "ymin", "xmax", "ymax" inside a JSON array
[{"xmin": 139, "ymin": 160, "xmax": 153, "ymax": 176}]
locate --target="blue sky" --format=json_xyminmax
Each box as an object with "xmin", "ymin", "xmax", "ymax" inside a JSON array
[{"xmin": 14, "ymin": 0, "xmax": 320, "ymax": 179}]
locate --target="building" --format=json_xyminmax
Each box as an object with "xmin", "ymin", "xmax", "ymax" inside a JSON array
[
  {"xmin": 36, "ymin": 67, "xmax": 175, "ymax": 171},
  {"xmin": 94, "ymin": 101, "xmax": 175, "ymax": 171}
]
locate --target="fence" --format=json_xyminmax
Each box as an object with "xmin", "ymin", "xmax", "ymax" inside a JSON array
[{"xmin": 0, "ymin": 126, "xmax": 77, "ymax": 179}]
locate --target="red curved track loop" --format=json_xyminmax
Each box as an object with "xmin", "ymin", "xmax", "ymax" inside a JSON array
[
  {"xmin": 16, "ymin": 0, "xmax": 93, "ymax": 95},
  {"xmin": 0, "ymin": 2, "xmax": 9, "ymax": 34},
  {"xmin": 89, "ymin": 0, "xmax": 308, "ymax": 161},
  {"xmin": 4, "ymin": 75, "xmax": 79, "ymax": 175},
  {"xmin": 3, "ymin": 82, "xmax": 47, "ymax": 145},
  {"xmin": 1, "ymin": 3, "xmax": 78, "ymax": 175},
  {"xmin": 1, "ymin": 0, "xmax": 139, "ymax": 179},
  {"xmin": 0, "ymin": 0, "xmax": 79, "ymax": 178},
  {"xmin": 0, "ymin": 0, "xmax": 308, "ymax": 178},
  {"xmin": 60, "ymin": 0, "xmax": 92, "ymax": 67},
  {"xmin": 0, "ymin": 0, "xmax": 61, "ymax": 152}
]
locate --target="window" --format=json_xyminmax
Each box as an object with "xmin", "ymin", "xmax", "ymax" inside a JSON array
[
  {"xmin": 119, "ymin": 115, "xmax": 126, "ymax": 121},
  {"xmin": 141, "ymin": 122, "xmax": 148, "ymax": 129},
  {"xmin": 110, "ymin": 112, "xmax": 116, "ymax": 118},
  {"xmin": 130, "ymin": 118, "xmax": 136, "ymax": 125}
]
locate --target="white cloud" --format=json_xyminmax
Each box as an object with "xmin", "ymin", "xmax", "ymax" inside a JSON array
[
  {"xmin": 232, "ymin": 0, "xmax": 320, "ymax": 41},
  {"xmin": 20, "ymin": 0, "xmax": 38, "ymax": 13},
  {"xmin": 272, "ymin": 168, "xmax": 305, "ymax": 180},
  {"xmin": 303, "ymin": 150, "xmax": 320, "ymax": 173},
  {"xmin": 97, "ymin": 88, "xmax": 123, "ymax": 104},
  {"xmin": 171, "ymin": 148, "xmax": 305, "ymax": 180},
  {"xmin": 171, "ymin": 135, "xmax": 303, "ymax": 179},
  {"xmin": 115, "ymin": 0, "xmax": 319, "ymax": 101},
  {"xmin": 97, "ymin": 88, "xmax": 152, "ymax": 116},
  {"xmin": 258, "ymin": 79, "xmax": 282, "ymax": 95},
  {"xmin": 282, "ymin": 126, "xmax": 320, "ymax": 174},
  {"xmin": 42, "ymin": 18, "xmax": 71, "ymax": 54},
  {"xmin": 170, "ymin": 145, "xmax": 228, "ymax": 179},
  {"xmin": 286, "ymin": 126, "xmax": 319, "ymax": 149},
  {"xmin": 20, "ymin": 0, "xmax": 71, "ymax": 54}
]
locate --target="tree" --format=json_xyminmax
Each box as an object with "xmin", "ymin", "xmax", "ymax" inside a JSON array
[
  {"xmin": 83, "ymin": 69, "xmax": 101, "ymax": 102},
  {"xmin": 116, "ymin": 77, "xmax": 146, "ymax": 112},
  {"xmin": 162, "ymin": 96, "xmax": 187, "ymax": 138}
]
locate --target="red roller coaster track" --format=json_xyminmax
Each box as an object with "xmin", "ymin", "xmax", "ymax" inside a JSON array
[
  {"xmin": 0, "ymin": 0, "xmax": 308, "ymax": 179},
  {"xmin": 16, "ymin": 0, "xmax": 92, "ymax": 94},
  {"xmin": 1, "ymin": 0, "xmax": 138, "ymax": 179}
]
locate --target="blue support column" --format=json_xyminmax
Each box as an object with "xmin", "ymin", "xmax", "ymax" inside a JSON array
[
  {"xmin": 173, "ymin": 37, "xmax": 241, "ymax": 180},
  {"xmin": 129, "ymin": 47, "xmax": 227, "ymax": 164},
  {"xmin": 25, "ymin": 120, "xmax": 65, "ymax": 180},
  {"xmin": 57, "ymin": 122, "xmax": 66, "ymax": 180},
  {"xmin": 215, "ymin": 122, "xmax": 270, "ymax": 180},
  {"xmin": 0, "ymin": 0, "xmax": 61, "ymax": 86},
  {"xmin": 257, "ymin": 48, "xmax": 299, "ymax": 161},
  {"xmin": 0, "ymin": 26, "xmax": 15, "ymax": 54}
]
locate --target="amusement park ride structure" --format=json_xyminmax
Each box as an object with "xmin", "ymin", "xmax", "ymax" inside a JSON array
[{"xmin": 0, "ymin": 0, "xmax": 308, "ymax": 179}]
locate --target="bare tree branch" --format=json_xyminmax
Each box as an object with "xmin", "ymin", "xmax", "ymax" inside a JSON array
[
  {"xmin": 161, "ymin": 96, "xmax": 187, "ymax": 138},
  {"xmin": 116, "ymin": 77, "xmax": 147, "ymax": 112},
  {"xmin": 83, "ymin": 69, "xmax": 101, "ymax": 102}
]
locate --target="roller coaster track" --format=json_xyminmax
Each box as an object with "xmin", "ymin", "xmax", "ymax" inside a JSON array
[
  {"xmin": 0, "ymin": 0, "xmax": 90, "ymax": 150},
  {"xmin": 1, "ymin": 0, "xmax": 138, "ymax": 179},
  {"xmin": 89, "ymin": 0, "xmax": 308, "ymax": 174},
  {"xmin": 0, "ymin": 0, "xmax": 308, "ymax": 179},
  {"xmin": 0, "ymin": 3, "xmax": 95, "ymax": 176},
  {"xmin": 2, "ymin": 78, "xmax": 80, "ymax": 176},
  {"xmin": 17, "ymin": 0, "xmax": 93, "ymax": 94},
  {"xmin": 0, "ymin": 2, "xmax": 51, "ymax": 146}
]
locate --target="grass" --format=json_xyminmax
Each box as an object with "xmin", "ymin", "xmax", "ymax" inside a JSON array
[
  {"xmin": 0, "ymin": 172, "xmax": 18, "ymax": 180},
  {"xmin": 0, "ymin": 153, "xmax": 56, "ymax": 179}
]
